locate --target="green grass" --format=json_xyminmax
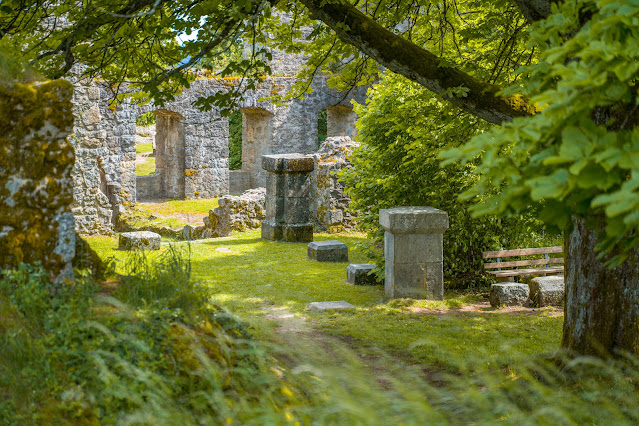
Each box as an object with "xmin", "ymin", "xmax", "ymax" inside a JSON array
[
  {"xmin": 120, "ymin": 208, "xmax": 190, "ymax": 229},
  {"xmin": 137, "ymin": 198, "xmax": 219, "ymax": 216},
  {"xmin": 87, "ymin": 229, "xmax": 563, "ymax": 371},
  {"xmin": 136, "ymin": 142, "xmax": 154, "ymax": 154},
  {"xmin": 119, "ymin": 199, "xmax": 219, "ymax": 231},
  {"xmin": 136, "ymin": 157, "xmax": 156, "ymax": 176},
  {"xmin": 135, "ymin": 143, "xmax": 156, "ymax": 176}
]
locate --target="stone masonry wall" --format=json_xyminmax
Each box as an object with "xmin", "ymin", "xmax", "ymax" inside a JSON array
[
  {"xmin": 312, "ymin": 136, "xmax": 359, "ymax": 232},
  {"xmin": 0, "ymin": 80, "xmax": 76, "ymax": 283},
  {"xmin": 68, "ymin": 35, "xmax": 367, "ymax": 235}
]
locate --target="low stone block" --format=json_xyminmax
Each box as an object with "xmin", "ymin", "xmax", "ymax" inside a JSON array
[
  {"xmin": 308, "ymin": 240, "xmax": 348, "ymax": 262},
  {"xmin": 489, "ymin": 283, "xmax": 529, "ymax": 307},
  {"xmin": 529, "ymin": 276, "xmax": 565, "ymax": 306},
  {"xmin": 347, "ymin": 263, "xmax": 379, "ymax": 286},
  {"xmin": 118, "ymin": 231, "xmax": 161, "ymax": 251},
  {"xmin": 307, "ymin": 301, "xmax": 355, "ymax": 312}
]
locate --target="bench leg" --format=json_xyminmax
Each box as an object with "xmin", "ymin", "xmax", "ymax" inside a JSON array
[{"xmin": 497, "ymin": 276, "xmax": 516, "ymax": 283}]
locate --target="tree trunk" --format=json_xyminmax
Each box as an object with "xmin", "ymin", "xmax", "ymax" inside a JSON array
[{"xmin": 562, "ymin": 218, "xmax": 639, "ymax": 356}]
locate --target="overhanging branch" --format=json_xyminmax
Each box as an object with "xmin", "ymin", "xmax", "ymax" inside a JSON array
[{"xmin": 299, "ymin": 0, "xmax": 538, "ymax": 124}]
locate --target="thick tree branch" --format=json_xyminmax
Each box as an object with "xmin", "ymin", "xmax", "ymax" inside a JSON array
[{"xmin": 299, "ymin": 0, "xmax": 538, "ymax": 124}]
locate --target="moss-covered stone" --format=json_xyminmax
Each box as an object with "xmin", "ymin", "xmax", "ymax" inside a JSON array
[{"xmin": 0, "ymin": 79, "xmax": 76, "ymax": 283}]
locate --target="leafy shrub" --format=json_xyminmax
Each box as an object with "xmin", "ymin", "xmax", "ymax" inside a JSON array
[
  {"xmin": 228, "ymin": 110, "xmax": 242, "ymax": 170},
  {"xmin": 0, "ymin": 256, "xmax": 298, "ymax": 424},
  {"xmin": 342, "ymin": 75, "xmax": 559, "ymax": 287}
]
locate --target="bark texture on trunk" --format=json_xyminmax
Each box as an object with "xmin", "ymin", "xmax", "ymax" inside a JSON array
[{"xmin": 562, "ymin": 218, "xmax": 639, "ymax": 356}]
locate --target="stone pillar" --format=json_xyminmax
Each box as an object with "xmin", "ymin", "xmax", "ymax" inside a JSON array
[
  {"xmin": 0, "ymin": 80, "xmax": 76, "ymax": 284},
  {"xmin": 380, "ymin": 207, "xmax": 449, "ymax": 300},
  {"xmin": 261, "ymin": 154, "xmax": 314, "ymax": 242}
]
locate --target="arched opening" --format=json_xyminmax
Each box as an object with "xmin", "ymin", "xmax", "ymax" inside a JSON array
[
  {"xmin": 135, "ymin": 109, "xmax": 185, "ymax": 201},
  {"xmin": 227, "ymin": 110, "xmax": 248, "ymax": 194},
  {"xmin": 241, "ymin": 107, "xmax": 273, "ymax": 188},
  {"xmin": 317, "ymin": 108, "xmax": 328, "ymax": 149},
  {"xmin": 155, "ymin": 110, "xmax": 186, "ymax": 199},
  {"xmin": 326, "ymin": 105, "xmax": 358, "ymax": 139},
  {"xmin": 135, "ymin": 111, "xmax": 156, "ymax": 177},
  {"xmin": 228, "ymin": 110, "xmax": 243, "ymax": 171}
]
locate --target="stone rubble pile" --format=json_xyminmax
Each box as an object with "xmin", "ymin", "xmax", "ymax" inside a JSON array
[
  {"xmin": 204, "ymin": 188, "xmax": 266, "ymax": 238},
  {"xmin": 312, "ymin": 136, "xmax": 359, "ymax": 233}
]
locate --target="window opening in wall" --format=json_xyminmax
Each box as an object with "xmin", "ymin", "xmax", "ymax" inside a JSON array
[
  {"xmin": 228, "ymin": 110, "xmax": 242, "ymax": 170},
  {"xmin": 135, "ymin": 111, "xmax": 156, "ymax": 176},
  {"xmin": 317, "ymin": 108, "xmax": 328, "ymax": 149}
]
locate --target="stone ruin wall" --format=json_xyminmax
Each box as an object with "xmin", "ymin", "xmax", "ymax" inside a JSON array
[
  {"xmin": 66, "ymin": 30, "xmax": 367, "ymax": 237},
  {"xmin": 0, "ymin": 80, "xmax": 76, "ymax": 283},
  {"xmin": 69, "ymin": 74, "xmax": 366, "ymax": 236}
]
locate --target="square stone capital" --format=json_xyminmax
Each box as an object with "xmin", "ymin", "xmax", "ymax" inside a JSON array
[
  {"xmin": 262, "ymin": 154, "xmax": 315, "ymax": 173},
  {"xmin": 379, "ymin": 206, "xmax": 449, "ymax": 234}
]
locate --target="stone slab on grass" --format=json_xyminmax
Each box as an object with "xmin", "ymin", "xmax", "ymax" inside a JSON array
[
  {"xmin": 489, "ymin": 283, "xmax": 529, "ymax": 307},
  {"xmin": 347, "ymin": 263, "xmax": 379, "ymax": 286},
  {"xmin": 307, "ymin": 301, "xmax": 355, "ymax": 312},
  {"xmin": 308, "ymin": 240, "xmax": 348, "ymax": 262},
  {"xmin": 529, "ymin": 276, "xmax": 565, "ymax": 306},
  {"xmin": 118, "ymin": 231, "xmax": 161, "ymax": 251}
]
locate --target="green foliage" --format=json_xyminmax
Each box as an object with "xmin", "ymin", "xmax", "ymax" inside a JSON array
[
  {"xmin": 343, "ymin": 75, "xmax": 555, "ymax": 286},
  {"xmin": 317, "ymin": 108, "xmax": 327, "ymax": 147},
  {"xmin": 228, "ymin": 110, "xmax": 243, "ymax": 170},
  {"xmin": 0, "ymin": 259, "xmax": 297, "ymax": 424},
  {"xmin": 136, "ymin": 111, "xmax": 156, "ymax": 127},
  {"xmin": 83, "ymin": 232, "xmax": 639, "ymax": 424},
  {"xmin": 0, "ymin": 38, "xmax": 40, "ymax": 84},
  {"xmin": 441, "ymin": 1, "xmax": 639, "ymax": 264},
  {"xmin": 1, "ymin": 0, "xmax": 276, "ymax": 111}
]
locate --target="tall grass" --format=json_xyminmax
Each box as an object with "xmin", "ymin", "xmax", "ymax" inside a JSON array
[
  {"xmin": 115, "ymin": 244, "xmax": 211, "ymax": 316},
  {"xmin": 1, "ymin": 253, "xmax": 639, "ymax": 424}
]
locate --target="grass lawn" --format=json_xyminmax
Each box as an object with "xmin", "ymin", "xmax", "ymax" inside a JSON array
[
  {"xmin": 136, "ymin": 158, "xmax": 155, "ymax": 176},
  {"xmin": 136, "ymin": 198, "xmax": 219, "ymax": 216},
  {"xmin": 135, "ymin": 142, "xmax": 155, "ymax": 176},
  {"xmin": 87, "ymin": 229, "xmax": 563, "ymax": 372},
  {"xmin": 120, "ymin": 198, "xmax": 219, "ymax": 230},
  {"xmin": 136, "ymin": 142, "xmax": 153, "ymax": 154}
]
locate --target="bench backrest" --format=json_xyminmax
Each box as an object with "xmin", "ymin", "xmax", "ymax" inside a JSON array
[{"xmin": 482, "ymin": 246, "xmax": 563, "ymax": 270}]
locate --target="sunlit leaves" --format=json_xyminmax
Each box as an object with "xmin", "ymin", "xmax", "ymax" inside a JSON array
[{"xmin": 443, "ymin": 0, "xmax": 639, "ymax": 261}]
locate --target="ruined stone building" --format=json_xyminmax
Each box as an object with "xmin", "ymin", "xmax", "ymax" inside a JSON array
[{"xmin": 69, "ymin": 45, "xmax": 367, "ymax": 235}]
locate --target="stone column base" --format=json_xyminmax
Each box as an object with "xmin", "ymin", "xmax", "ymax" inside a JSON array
[{"xmin": 261, "ymin": 221, "xmax": 313, "ymax": 243}]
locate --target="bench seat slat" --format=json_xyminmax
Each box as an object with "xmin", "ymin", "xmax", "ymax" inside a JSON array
[
  {"xmin": 482, "ymin": 246, "xmax": 563, "ymax": 259},
  {"xmin": 487, "ymin": 266, "xmax": 564, "ymax": 277},
  {"xmin": 484, "ymin": 257, "xmax": 564, "ymax": 269}
]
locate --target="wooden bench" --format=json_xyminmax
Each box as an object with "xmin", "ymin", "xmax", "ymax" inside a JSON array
[{"xmin": 482, "ymin": 246, "xmax": 564, "ymax": 282}]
